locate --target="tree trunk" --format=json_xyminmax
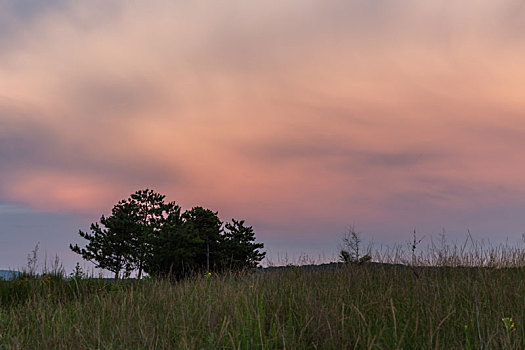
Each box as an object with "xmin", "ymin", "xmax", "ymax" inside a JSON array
[{"xmin": 206, "ymin": 241, "xmax": 210, "ymax": 272}]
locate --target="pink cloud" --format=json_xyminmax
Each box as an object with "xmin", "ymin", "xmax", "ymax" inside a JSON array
[{"xmin": 1, "ymin": 0, "xmax": 525, "ymax": 242}]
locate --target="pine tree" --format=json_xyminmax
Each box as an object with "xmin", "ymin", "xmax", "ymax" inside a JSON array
[
  {"xmin": 221, "ymin": 219, "xmax": 265, "ymax": 270},
  {"xmin": 126, "ymin": 189, "xmax": 169, "ymax": 279},
  {"xmin": 182, "ymin": 207, "xmax": 223, "ymax": 272},
  {"xmin": 143, "ymin": 203, "xmax": 202, "ymax": 278},
  {"xmin": 71, "ymin": 189, "xmax": 266, "ymax": 279},
  {"xmin": 70, "ymin": 201, "xmax": 139, "ymax": 279}
]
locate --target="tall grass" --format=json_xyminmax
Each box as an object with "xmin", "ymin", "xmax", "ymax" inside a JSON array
[{"xmin": 1, "ymin": 236, "xmax": 525, "ymax": 349}]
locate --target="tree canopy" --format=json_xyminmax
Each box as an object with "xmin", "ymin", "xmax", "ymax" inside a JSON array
[{"xmin": 70, "ymin": 189, "xmax": 266, "ymax": 279}]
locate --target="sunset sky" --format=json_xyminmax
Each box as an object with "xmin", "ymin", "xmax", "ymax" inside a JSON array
[{"xmin": 2, "ymin": 1, "xmax": 525, "ymax": 272}]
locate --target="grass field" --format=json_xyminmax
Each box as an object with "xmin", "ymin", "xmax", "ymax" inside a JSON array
[{"xmin": 1, "ymin": 237, "xmax": 525, "ymax": 349}]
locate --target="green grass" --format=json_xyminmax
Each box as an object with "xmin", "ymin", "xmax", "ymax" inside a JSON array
[
  {"xmin": 3, "ymin": 234, "xmax": 525, "ymax": 349},
  {"xmin": 0, "ymin": 263, "xmax": 525, "ymax": 349}
]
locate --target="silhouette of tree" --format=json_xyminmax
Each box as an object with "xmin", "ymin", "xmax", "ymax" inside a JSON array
[
  {"xmin": 72, "ymin": 189, "xmax": 266, "ymax": 279},
  {"xmin": 125, "ymin": 189, "xmax": 171, "ymax": 279},
  {"xmin": 70, "ymin": 200, "xmax": 140, "ymax": 279},
  {"xmin": 182, "ymin": 207, "xmax": 223, "ymax": 272},
  {"xmin": 143, "ymin": 204, "xmax": 202, "ymax": 278},
  {"xmin": 220, "ymin": 219, "xmax": 266, "ymax": 270}
]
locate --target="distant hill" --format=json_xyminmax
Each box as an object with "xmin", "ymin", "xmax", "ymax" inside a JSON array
[
  {"xmin": 0, "ymin": 270, "xmax": 20, "ymax": 280},
  {"xmin": 259, "ymin": 261, "xmax": 412, "ymax": 272},
  {"xmin": 261, "ymin": 262, "xmax": 343, "ymax": 271}
]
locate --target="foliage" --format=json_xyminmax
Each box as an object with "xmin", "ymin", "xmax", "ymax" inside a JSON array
[
  {"xmin": 220, "ymin": 219, "xmax": 265, "ymax": 270},
  {"xmin": 182, "ymin": 206, "xmax": 223, "ymax": 271},
  {"xmin": 70, "ymin": 200, "xmax": 140, "ymax": 279},
  {"xmin": 125, "ymin": 189, "xmax": 173, "ymax": 278},
  {"xmin": 143, "ymin": 205, "xmax": 202, "ymax": 278},
  {"xmin": 146, "ymin": 209, "xmax": 266, "ymax": 278},
  {"xmin": 71, "ymin": 189, "xmax": 266, "ymax": 279}
]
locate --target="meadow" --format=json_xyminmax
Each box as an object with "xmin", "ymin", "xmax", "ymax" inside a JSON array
[{"xmin": 1, "ymin": 235, "xmax": 525, "ymax": 349}]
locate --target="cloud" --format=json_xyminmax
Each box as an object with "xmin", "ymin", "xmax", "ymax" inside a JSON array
[
  {"xmin": 63, "ymin": 75, "xmax": 163, "ymax": 121},
  {"xmin": 0, "ymin": 103, "xmax": 181, "ymax": 212},
  {"xmin": 1, "ymin": 0, "xmax": 525, "ymax": 237}
]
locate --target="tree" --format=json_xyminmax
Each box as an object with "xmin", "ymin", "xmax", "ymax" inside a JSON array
[
  {"xmin": 146, "ymin": 214, "xmax": 266, "ymax": 278},
  {"xmin": 339, "ymin": 226, "xmax": 371, "ymax": 265},
  {"xmin": 182, "ymin": 207, "xmax": 223, "ymax": 272},
  {"xmin": 72, "ymin": 189, "xmax": 266, "ymax": 279},
  {"xmin": 142, "ymin": 204, "xmax": 202, "ymax": 278},
  {"xmin": 125, "ymin": 189, "xmax": 171, "ymax": 279},
  {"xmin": 71, "ymin": 189, "xmax": 171, "ymax": 279},
  {"xmin": 220, "ymin": 219, "xmax": 266, "ymax": 270},
  {"xmin": 70, "ymin": 201, "xmax": 139, "ymax": 279}
]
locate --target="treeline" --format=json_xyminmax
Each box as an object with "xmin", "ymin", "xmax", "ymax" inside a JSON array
[{"xmin": 70, "ymin": 189, "xmax": 265, "ymax": 279}]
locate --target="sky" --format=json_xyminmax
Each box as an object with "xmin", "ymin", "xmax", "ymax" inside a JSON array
[{"xmin": 2, "ymin": 0, "xmax": 525, "ymax": 272}]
